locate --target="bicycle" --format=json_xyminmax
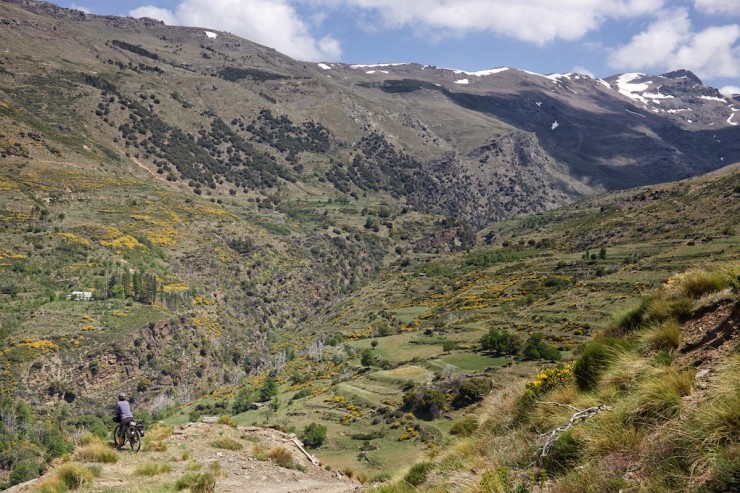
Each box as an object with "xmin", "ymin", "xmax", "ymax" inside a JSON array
[{"xmin": 113, "ymin": 419, "xmax": 144, "ymax": 452}]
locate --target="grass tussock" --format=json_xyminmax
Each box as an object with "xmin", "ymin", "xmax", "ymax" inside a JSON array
[
  {"xmin": 621, "ymin": 375, "xmax": 683, "ymax": 427},
  {"xmin": 639, "ymin": 319, "xmax": 681, "ymax": 351},
  {"xmin": 403, "ymin": 461, "xmax": 434, "ymax": 487},
  {"xmin": 74, "ymin": 442, "xmax": 118, "ymax": 463},
  {"xmin": 267, "ymin": 446, "xmax": 295, "ymax": 468},
  {"xmin": 135, "ymin": 462, "xmax": 173, "ymax": 476},
  {"xmin": 174, "ymin": 472, "xmax": 215, "ymax": 493},
  {"xmin": 672, "ymin": 269, "xmax": 729, "ymax": 299},
  {"xmin": 449, "ymin": 416, "xmax": 479, "ymax": 437},
  {"xmin": 55, "ymin": 462, "xmax": 94, "ymax": 490},
  {"xmin": 210, "ymin": 437, "xmax": 242, "ymax": 451},
  {"xmin": 73, "ymin": 431, "xmax": 100, "ymax": 447},
  {"xmin": 32, "ymin": 478, "xmax": 67, "ymax": 493},
  {"xmin": 143, "ymin": 424, "xmax": 173, "ymax": 452},
  {"xmin": 552, "ymin": 459, "xmax": 627, "ymax": 493},
  {"xmin": 599, "ymin": 350, "xmax": 651, "ymax": 391},
  {"xmin": 580, "ymin": 410, "xmax": 643, "ymax": 456},
  {"xmin": 147, "ymin": 424, "xmax": 174, "ymax": 441}
]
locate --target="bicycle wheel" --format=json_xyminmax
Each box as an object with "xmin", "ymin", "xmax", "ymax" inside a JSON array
[
  {"xmin": 128, "ymin": 428, "xmax": 141, "ymax": 452},
  {"xmin": 113, "ymin": 425, "xmax": 124, "ymax": 448}
]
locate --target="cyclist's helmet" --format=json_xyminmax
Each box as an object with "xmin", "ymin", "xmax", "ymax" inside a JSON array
[{"xmin": 118, "ymin": 392, "xmax": 126, "ymax": 401}]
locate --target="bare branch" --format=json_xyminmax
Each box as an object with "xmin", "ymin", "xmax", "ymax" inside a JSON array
[{"xmin": 537, "ymin": 404, "xmax": 612, "ymax": 464}]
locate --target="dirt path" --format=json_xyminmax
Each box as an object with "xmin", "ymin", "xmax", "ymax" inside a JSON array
[{"xmin": 8, "ymin": 423, "xmax": 363, "ymax": 493}]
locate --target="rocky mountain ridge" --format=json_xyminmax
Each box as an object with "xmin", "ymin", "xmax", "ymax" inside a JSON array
[{"xmin": 1, "ymin": 0, "xmax": 738, "ymax": 229}]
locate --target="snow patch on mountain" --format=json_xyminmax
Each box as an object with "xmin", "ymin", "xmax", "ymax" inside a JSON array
[
  {"xmin": 615, "ymin": 73, "xmax": 651, "ymax": 104},
  {"xmin": 551, "ymin": 120, "xmax": 559, "ymax": 130},
  {"xmin": 451, "ymin": 67, "xmax": 509, "ymax": 76},
  {"xmin": 643, "ymin": 92, "xmax": 674, "ymax": 100},
  {"xmin": 317, "ymin": 63, "xmax": 331, "ymax": 70},
  {"xmin": 455, "ymin": 79, "xmax": 470, "ymax": 85},
  {"xmin": 350, "ymin": 63, "xmax": 408, "ymax": 69},
  {"xmin": 700, "ymin": 95, "xmax": 727, "ymax": 102},
  {"xmin": 204, "ymin": 31, "xmax": 217, "ymax": 39}
]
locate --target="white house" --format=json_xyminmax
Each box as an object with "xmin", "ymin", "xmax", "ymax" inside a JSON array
[{"xmin": 68, "ymin": 291, "xmax": 93, "ymax": 301}]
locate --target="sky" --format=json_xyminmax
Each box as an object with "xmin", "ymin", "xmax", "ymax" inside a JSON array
[{"xmin": 57, "ymin": 0, "xmax": 740, "ymax": 94}]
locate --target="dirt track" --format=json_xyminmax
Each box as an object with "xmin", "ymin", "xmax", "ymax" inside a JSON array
[{"xmin": 7, "ymin": 422, "xmax": 363, "ymax": 493}]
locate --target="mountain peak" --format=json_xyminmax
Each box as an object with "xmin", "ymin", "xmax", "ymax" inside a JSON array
[{"xmin": 661, "ymin": 69, "xmax": 703, "ymax": 84}]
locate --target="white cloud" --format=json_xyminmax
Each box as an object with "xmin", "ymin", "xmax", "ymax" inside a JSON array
[
  {"xmin": 719, "ymin": 85, "xmax": 740, "ymax": 95},
  {"xmin": 310, "ymin": 0, "xmax": 664, "ymax": 45},
  {"xmin": 694, "ymin": 0, "xmax": 740, "ymax": 16},
  {"xmin": 70, "ymin": 3, "xmax": 92, "ymax": 14},
  {"xmin": 609, "ymin": 9, "xmax": 740, "ymax": 80},
  {"xmin": 571, "ymin": 66, "xmax": 595, "ymax": 78},
  {"xmin": 129, "ymin": 0, "xmax": 341, "ymax": 62},
  {"xmin": 609, "ymin": 9, "xmax": 691, "ymax": 68},
  {"xmin": 672, "ymin": 24, "xmax": 740, "ymax": 78},
  {"xmin": 129, "ymin": 6, "xmax": 177, "ymax": 25}
]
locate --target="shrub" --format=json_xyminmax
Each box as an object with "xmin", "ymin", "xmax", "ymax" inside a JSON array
[
  {"xmin": 74, "ymin": 443, "xmax": 118, "ymax": 463},
  {"xmin": 56, "ymin": 462, "xmax": 94, "ymax": 490},
  {"xmin": 452, "ymin": 377, "xmax": 492, "ymax": 408},
  {"xmin": 480, "ymin": 328, "xmax": 519, "ymax": 356},
  {"xmin": 232, "ymin": 386, "xmax": 254, "ymax": 414},
  {"xmin": 522, "ymin": 333, "xmax": 561, "ymax": 361},
  {"xmin": 404, "ymin": 461, "xmax": 433, "ymax": 486},
  {"xmin": 402, "ymin": 387, "xmax": 447, "ymax": 420},
  {"xmin": 210, "ymin": 438, "xmax": 243, "ymax": 451},
  {"xmin": 175, "ymin": 472, "xmax": 216, "ymax": 493},
  {"xmin": 300, "ymin": 422, "xmax": 327, "ymax": 448},
  {"xmin": 361, "ymin": 348, "xmax": 374, "ymax": 367},
  {"xmin": 8, "ymin": 459, "xmax": 42, "ymax": 486},
  {"xmin": 449, "ymin": 416, "xmax": 478, "ymax": 437},
  {"xmin": 259, "ymin": 377, "xmax": 279, "ymax": 402}
]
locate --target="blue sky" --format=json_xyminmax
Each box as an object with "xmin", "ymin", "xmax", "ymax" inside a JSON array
[{"xmin": 58, "ymin": 1, "xmax": 739, "ymax": 94}]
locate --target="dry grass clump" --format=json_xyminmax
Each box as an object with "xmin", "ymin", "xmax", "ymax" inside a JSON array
[
  {"xmin": 135, "ymin": 462, "xmax": 173, "ymax": 476},
  {"xmin": 688, "ymin": 355, "xmax": 739, "ymax": 448},
  {"xmin": 74, "ymin": 442, "xmax": 118, "ymax": 464},
  {"xmin": 621, "ymin": 372, "xmax": 684, "ymax": 427},
  {"xmin": 609, "ymin": 294, "xmax": 693, "ymax": 336},
  {"xmin": 579, "ymin": 410, "xmax": 643, "ymax": 456},
  {"xmin": 174, "ymin": 472, "xmax": 215, "ymax": 493},
  {"xmin": 31, "ymin": 478, "xmax": 67, "ymax": 493},
  {"xmin": 210, "ymin": 437, "xmax": 242, "ymax": 451},
  {"xmin": 267, "ymin": 446, "xmax": 294, "ymax": 468},
  {"xmin": 552, "ymin": 459, "xmax": 627, "ymax": 493},
  {"xmin": 72, "ymin": 430, "xmax": 99, "ymax": 447},
  {"xmin": 599, "ymin": 350, "xmax": 651, "ymax": 391},
  {"xmin": 672, "ymin": 269, "xmax": 729, "ymax": 299},
  {"xmin": 55, "ymin": 462, "xmax": 94, "ymax": 490},
  {"xmin": 143, "ymin": 424, "xmax": 173, "ymax": 452},
  {"xmin": 639, "ymin": 319, "xmax": 681, "ymax": 351}
]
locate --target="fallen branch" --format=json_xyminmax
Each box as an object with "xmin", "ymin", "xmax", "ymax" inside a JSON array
[{"xmin": 537, "ymin": 403, "xmax": 612, "ymax": 464}]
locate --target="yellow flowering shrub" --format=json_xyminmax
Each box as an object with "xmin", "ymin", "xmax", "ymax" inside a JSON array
[
  {"xmin": 56, "ymin": 233, "xmax": 91, "ymax": 248},
  {"xmin": 526, "ymin": 362, "xmax": 575, "ymax": 397}
]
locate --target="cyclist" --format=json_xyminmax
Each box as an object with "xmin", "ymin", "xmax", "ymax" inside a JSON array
[{"xmin": 114, "ymin": 392, "xmax": 134, "ymax": 447}]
